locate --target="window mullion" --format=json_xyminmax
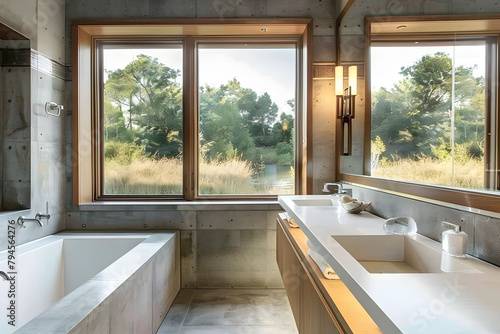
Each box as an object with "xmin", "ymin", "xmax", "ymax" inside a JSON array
[{"xmin": 183, "ymin": 36, "xmax": 197, "ymax": 200}]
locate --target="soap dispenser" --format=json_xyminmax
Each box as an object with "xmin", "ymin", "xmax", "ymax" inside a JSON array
[{"xmin": 441, "ymin": 221, "xmax": 467, "ymax": 257}]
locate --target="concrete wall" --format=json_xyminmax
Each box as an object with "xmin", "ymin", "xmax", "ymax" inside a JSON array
[{"xmin": 0, "ymin": 0, "xmax": 66, "ymax": 250}]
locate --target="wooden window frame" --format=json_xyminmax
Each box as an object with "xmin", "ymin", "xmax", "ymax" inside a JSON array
[
  {"xmin": 339, "ymin": 15, "xmax": 500, "ymax": 213},
  {"xmin": 72, "ymin": 19, "xmax": 313, "ymax": 204}
]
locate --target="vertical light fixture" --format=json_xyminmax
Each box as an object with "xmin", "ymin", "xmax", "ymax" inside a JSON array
[{"xmin": 336, "ymin": 65, "xmax": 357, "ymax": 156}]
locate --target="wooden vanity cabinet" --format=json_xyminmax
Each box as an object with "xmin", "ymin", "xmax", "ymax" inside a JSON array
[
  {"xmin": 300, "ymin": 267, "xmax": 342, "ymax": 333},
  {"xmin": 276, "ymin": 216, "xmax": 381, "ymax": 334}
]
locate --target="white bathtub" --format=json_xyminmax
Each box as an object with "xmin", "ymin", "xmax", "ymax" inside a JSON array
[{"xmin": 0, "ymin": 231, "xmax": 179, "ymax": 334}]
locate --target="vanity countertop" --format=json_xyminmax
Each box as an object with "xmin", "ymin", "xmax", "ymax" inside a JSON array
[{"xmin": 278, "ymin": 195, "xmax": 500, "ymax": 334}]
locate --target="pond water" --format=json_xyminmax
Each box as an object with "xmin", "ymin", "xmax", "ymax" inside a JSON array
[{"xmin": 252, "ymin": 164, "xmax": 294, "ymax": 194}]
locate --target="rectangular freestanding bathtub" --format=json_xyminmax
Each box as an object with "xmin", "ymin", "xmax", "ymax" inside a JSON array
[{"xmin": 0, "ymin": 231, "xmax": 179, "ymax": 334}]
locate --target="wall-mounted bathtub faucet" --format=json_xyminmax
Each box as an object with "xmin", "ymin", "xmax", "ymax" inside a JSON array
[
  {"xmin": 17, "ymin": 216, "xmax": 43, "ymax": 228},
  {"xmin": 0, "ymin": 271, "xmax": 9, "ymax": 281},
  {"xmin": 35, "ymin": 212, "xmax": 50, "ymax": 222},
  {"xmin": 35, "ymin": 202, "xmax": 50, "ymax": 224}
]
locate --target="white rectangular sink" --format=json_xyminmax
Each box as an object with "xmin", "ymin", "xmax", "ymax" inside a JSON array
[
  {"xmin": 292, "ymin": 198, "xmax": 337, "ymax": 207},
  {"xmin": 332, "ymin": 234, "xmax": 480, "ymax": 274}
]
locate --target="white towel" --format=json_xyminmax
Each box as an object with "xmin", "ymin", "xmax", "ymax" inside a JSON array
[
  {"xmin": 306, "ymin": 239, "xmax": 320, "ymax": 252},
  {"xmin": 307, "ymin": 248, "xmax": 339, "ymax": 280}
]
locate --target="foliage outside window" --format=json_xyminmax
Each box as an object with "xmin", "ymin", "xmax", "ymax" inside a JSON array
[
  {"xmin": 101, "ymin": 42, "xmax": 296, "ymax": 197},
  {"xmin": 370, "ymin": 41, "xmax": 487, "ymax": 190},
  {"xmin": 103, "ymin": 45, "xmax": 184, "ymax": 196},
  {"xmin": 197, "ymin": 46, "xmax": 295, "ymax": 195}
]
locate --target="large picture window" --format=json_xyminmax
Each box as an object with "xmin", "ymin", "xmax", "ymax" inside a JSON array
[
  {"xmin": 100, "ymin": 41, "xmax": 296, "ymax": 197},
  {"xmin": 72, "ymin": 20, "xmax": 312, "ymax": 203}
]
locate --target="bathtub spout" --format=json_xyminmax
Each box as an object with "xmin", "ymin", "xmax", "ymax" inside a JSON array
[
  {"xmin": 17, "ymin": 216, "xmax": 43, "ymax": 228},
  {"xmin": 36, "ymin": 212, "xmax": 50, "ymax": 222},
  {"xmin": 0, "ymin": 271, "xmax": 9, "ymax": 280}
]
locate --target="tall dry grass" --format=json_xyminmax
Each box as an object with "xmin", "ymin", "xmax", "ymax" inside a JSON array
[
  {"xmin": 372, "ymin": 156, "xmax": 484, "ymax": 189},
  {"xmin": 198, "ymin": 158, "xmax": 255, "ymax": 194},
  {"xmin": 105, "ymin": 157, "xmax": 184, "ymax": 195},
  {"xmin": 104, "ymin": 156, "xmax": 262, "ymax": 195}
]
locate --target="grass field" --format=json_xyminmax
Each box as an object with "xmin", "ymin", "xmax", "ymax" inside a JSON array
[
  {"xmin": 372, "ymin": 157, "xmax": 484, "ymax": 190},
  {"xmin": 104, "ymin": 156, "xmax": 293, "ymax": 195}
]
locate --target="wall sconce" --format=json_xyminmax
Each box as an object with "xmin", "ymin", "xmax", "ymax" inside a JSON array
[{"xmin": 335, "ymin": 65, "xmax": 357, "ymax": 156}]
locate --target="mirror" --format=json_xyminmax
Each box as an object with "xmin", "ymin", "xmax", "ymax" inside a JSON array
[
  {"xmin": 339, "ymin": 16, "xmax": 500, "ymax": 213},
  {"xmin": 0, "ymin": 22, "xmax": 31, "ymax": 211}
]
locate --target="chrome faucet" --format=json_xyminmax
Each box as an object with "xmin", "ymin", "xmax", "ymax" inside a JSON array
[
  {"xmin": 35, "ymin": 212, "xmax": 50, "ymax": 221},
  {"xmin": 17, "ymin": 216, "xmax": 43, "ymax": 228},
  {"xmin": 36, "ymin": 202, "xmax": 50, "ymax": 223},
  {"xmin": 0, "ymin": 271, "xmax": 9, "ymax": 281},
  {"xmin": 322, "ymin": 182, "xmax": 344, "ymax": 194}
]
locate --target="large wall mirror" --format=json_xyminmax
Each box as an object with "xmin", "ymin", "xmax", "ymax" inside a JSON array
[
  {"xmin": 340, "ymin": 15, "xmax": 500, "ymax": 213},
  {"xmin": 0, "ymin": 22, "xmax": 31, "ymax": 211}
]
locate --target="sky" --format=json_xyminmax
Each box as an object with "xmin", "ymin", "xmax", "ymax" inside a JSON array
[
  {"xmin": 371, "ymin": 43, "xmax": 486, "ymax": 91},
  {"xmin": 103, "ymin": 46, "xmax": 296, "ymax": 115}
]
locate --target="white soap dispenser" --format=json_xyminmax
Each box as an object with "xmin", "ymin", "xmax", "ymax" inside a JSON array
[{"xmin": 441, "ymin": 221, "xmax": 467, "ymax": 257}]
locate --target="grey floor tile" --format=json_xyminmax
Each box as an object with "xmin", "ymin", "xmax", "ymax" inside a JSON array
[
  {"xmin": 158, "ymin": 289, "xmax": 298, "ymax": 334},
  {"xmin": 180, "ymin": 326, "xmax": 298, "ymax": 334},
  {"xmin": 183, "ymin": 289, "xmax": 295, "ymax": 327},
  {"xmin": 157, "ymin": 289, "xmax": 195, "ymax": 334}
]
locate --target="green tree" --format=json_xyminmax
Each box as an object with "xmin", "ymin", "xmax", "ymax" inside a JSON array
[
  {"xmin": 199, "ymin": 80, "xmax": 256, "ymax": 161},
  {"xmin": 454, "ymin": 74, "xmax": 485, "ymax": 145},
  {"xmin": 104, "ymin": 99, "xmax": 131, "ymax": 142},
  {"xmin": 104, "ymin": 55, "xmax": 182, "ymax": 158},
  {"xmin": 372, "ymin": 80, "xmax": 419, "ymax": 157},
  {"xmin": 238, "ymin": 90, "xmax": 279, "ymax": 146},
  {"xmin": 272, "ymin": 112, "xmax": 294, "ymax": 145},
  {"xmin": 372, "ymin": 52, "xmax": 484, "ymax": 160},
  {"xmin": 398, "ymin": 52, "xmax": 453, "ymax": 155},
  {"xmin": 371, "ymin": 135, "xmax": 386, "ymax": 170}
]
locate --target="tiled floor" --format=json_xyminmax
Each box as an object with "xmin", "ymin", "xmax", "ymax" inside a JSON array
[{"xmin": 156, "ymin": 289, "xmax": 299, "ymax": 334}]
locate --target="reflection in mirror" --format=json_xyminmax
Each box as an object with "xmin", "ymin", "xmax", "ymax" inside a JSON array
[
  {"xmin": 0, "ymin": 22, "xmax": 31, "ymax": 211},
  {"xmin": 339, "ymin": 16, "xmax": 500, "ymax": 212},
  {"xmin": 370, "ymin": 40, "xmax": 488, "ymax": 191}
]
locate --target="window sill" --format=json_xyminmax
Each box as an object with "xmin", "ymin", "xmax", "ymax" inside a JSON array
[{"xmin": 77, "ymin": 200, "xmax": 283, "ymax": 211}]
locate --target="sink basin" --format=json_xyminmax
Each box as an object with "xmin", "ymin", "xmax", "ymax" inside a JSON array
[
  {"xmin": 332, "ymin": 234, "xmax": 479, "ymax": 274},
  {"xmin": 292, "ymin": 198, "xmax": 337, "ymax": 207}
]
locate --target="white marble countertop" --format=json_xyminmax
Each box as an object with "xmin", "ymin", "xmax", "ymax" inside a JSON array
[{"xmin": 279, "ymin": 195, "xmax": 500, "ymax": 334}]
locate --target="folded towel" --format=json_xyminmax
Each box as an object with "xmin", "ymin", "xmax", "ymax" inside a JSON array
[
  {"xmin": 282, "ymin": 212, "xmax": 299, "ymax": 228},
  {"xmin": 308, "ymin": 249, "xmax": 339, "ymax": 280},
  {"xmin": 288, "ymin": 218, "xmax": 299, "ymax": 228},
  {"xmin": 306, "ymin": 239, "xmax": 320, "ymax": 253}
]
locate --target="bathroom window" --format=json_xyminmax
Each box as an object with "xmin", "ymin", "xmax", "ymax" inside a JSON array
[
  {"xmin": 100, "ymin": 42, "xmax": 184, "ymax": 196},
  {"xmin": 370, "ymin": 39, "xmax": 489, "ymax": 190},
  {"xmin": 72, "ymin": 20, "xmax": 311, "ymax": 203},
  {"xmin": 197, "ymin": 43, "xmax": 296, "ymax": 196}
]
